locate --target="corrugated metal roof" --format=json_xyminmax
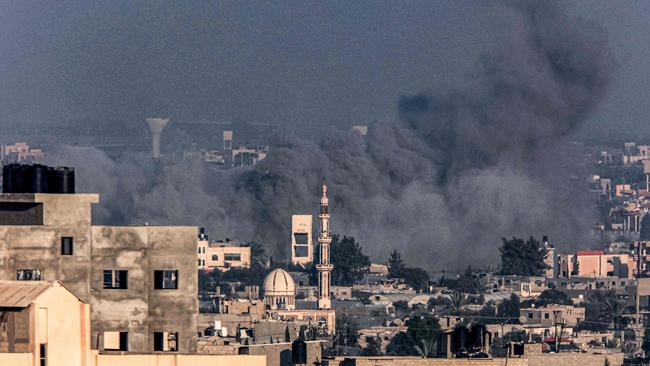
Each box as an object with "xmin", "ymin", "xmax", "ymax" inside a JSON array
[{"xmin": 0, "ymin": 281, "xmax": 54, "ymax": 307}]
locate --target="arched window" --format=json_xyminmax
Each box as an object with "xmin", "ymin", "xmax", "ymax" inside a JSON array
[{"xmin": 212, "ymin": 255, "xmax": 219, "ymax": 261}]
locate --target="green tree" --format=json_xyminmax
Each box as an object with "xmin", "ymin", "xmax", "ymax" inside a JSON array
[
  {"xmin": 497, "ymin": 294, "xmax": 520, "ymax": 323},
  {"xmin": 330, "ymin": 235, "xmax": 371, "ymax": 286},
  {"xmin": 523, "ymin": 289, "xmax": 572, "ymax": 307},
  {"xmin": 641, "ymin": 214, "xmax": 650, "ymax": 241},
  {"xmin": 388, "ymin": 249, "xmax": 405, "ymax": 278},
  {"xmin": 386, "ymin": 249, "xmax": 429, "ymax": 292},
  {"xmin": 386, "ymin": 314, "xmax": 441, "ymax": 356},
  {"xmin": 361, "ymin": 336, "xmax": 382, "ymax": 356},
  {"xmin": 499, "ymin": 236, "xmax": 549, "ymax": 276},
  {"xmin": 449, "ymin": 290, "xmax": 469, "ymax": 316}
]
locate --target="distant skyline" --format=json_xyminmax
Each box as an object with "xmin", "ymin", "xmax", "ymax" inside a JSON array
[{"xmin": 1, "ymin": 1, "xmax": 649, "ymax": 139}]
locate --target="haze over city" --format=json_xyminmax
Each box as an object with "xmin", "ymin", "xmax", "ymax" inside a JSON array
[{"xmin": 1, "ymin": 1, "xmax": 650, "ymax": 365}]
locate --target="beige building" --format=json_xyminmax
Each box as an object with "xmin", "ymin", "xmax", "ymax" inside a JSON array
[
  {"xmin": 198, "ymin": 237, "xmax": 251, "ymax": 271},
  {"xmin": 520, "ymin": 305, "xmax": 585, "ymax": 339},
  {"xmin": 291, "ymin": 214, "xmax": 313, "ymax": 265},
  {"xmin": 0, "ymin": 281, "xmax": 265, "ymax": 366},
  {"xmin": 0, "ymin": 191, "xmax": 198, "ymax": 354},
  {"xmin": 557, "ymin": 250, "xmax": 634, "ymax": 279},
  {"xmin": 0, "ymin": 281, "xmax": 90, "ymax": 366}
]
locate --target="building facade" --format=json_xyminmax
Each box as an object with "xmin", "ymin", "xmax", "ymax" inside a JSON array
[
  {"xmin": 198, "ymin": 237, "xmax": 251, "ymax": 271},
  {"xmin": 0, "ymin": 192, "xmax": 198, "ymax": 354},
  {"xmin": 290, "ymin": 215, "xmax": 313, "ymax": 265}
]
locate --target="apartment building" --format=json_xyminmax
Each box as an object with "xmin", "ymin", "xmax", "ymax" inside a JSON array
[{"xmin": 0, "ymin": 169, "xmax": 198, "ymax": 354}]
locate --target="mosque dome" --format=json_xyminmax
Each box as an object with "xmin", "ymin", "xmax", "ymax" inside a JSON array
[
  {"xmin": 263, "ymin": 268, "xmax": 296, "ymax": 310},
  {"xmin": 263, "ymin": 268, "xmax": 296, "ymax": 296}
]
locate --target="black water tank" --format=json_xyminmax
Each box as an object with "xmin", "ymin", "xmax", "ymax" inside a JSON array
[
  {"xmin": 2, "ymin": 164, "xmax": 16, "ymax": 192},
  {"xmin": 29, "ymin": 164, "xmax": 49, "ymax": 193},
  {"xmin": 11, "ymin": 164, "xmax": 31, "ymax": 193},
  {"xmin": 291, "ymin": 340, "xmax": 307, "ymax": 364},
  {"xmin": 48, "ymin": 167, "xmax": 75, "ymax": 193}
]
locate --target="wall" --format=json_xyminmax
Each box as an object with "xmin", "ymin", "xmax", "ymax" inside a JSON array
[
  {"xmin": 91, "ymin": 225, "xmax": 198, "ymax": 353},
  {"xmin": 0, "ymin": 353, "xmax": 31, "ymax": 366},
  {"xmin": 241, "ymin": 341, "xmax": 322, "ymax": 366},
  {"xmin": 34, "ymin": 283, "xmax": 92, "ymax": 366},
  {"xmin": 330, "ymin": 357, "xmax": 527, "ymax": 366},
  {"xmin": 95, "ymin": 354, "xmax": 265, "ymax": 366},
  {"xmin": 0, "ymin": 194, "xmax": 97, "ymax": 303}
]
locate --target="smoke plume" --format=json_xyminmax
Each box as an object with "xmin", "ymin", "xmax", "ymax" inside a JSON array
[{"xmin": 47, "ymin": 1, "xmax": 613, "ymax": 270}]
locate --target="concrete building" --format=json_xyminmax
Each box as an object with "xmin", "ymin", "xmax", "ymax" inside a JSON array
[
  {"xmin": 0, "ymin": 281, "xmax": 90, "ymax": 366},
  {"xmin": 0, "ymin": 189, "xmax": 199, "ymax": 353},
  {"xmin": 557, "ymin": 250, "xmax": 634, "ymax": 279},
  {"xmin": 291, "ymin": 215, "xmax": 313, "ymax": 265},
  {"xmin": 520, "ymin": 305, "xmax": 585, "ymax": 339},
  {"xmin": 198, "ymin": 235, "xmax": 252, "ymax": 271},
  {"xmin": 0, "ymin": 281, "xmax": 264, "ymax": 366},
  {"xmin": 1, "ymin": 142, "xmax": 44, "ymax": 164}
]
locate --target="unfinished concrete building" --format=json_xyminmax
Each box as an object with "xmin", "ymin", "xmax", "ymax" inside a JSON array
[{"xmin": 0, "ymin": 165, "xmax": 198, "ymax": 354}]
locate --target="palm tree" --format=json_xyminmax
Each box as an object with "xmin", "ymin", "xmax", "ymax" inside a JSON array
[
  {"xmin": 450, "ymin": 290, "xmax": 469, "ymax": 316},
  {"xmin": 601, "ymin": 293, "xmax": 629, "ymax": 330},
  {"xmin": 414, "ymin": 338, "xmax": 437, "ymax": 358}
]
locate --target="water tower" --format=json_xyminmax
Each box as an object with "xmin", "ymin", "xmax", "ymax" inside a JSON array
[{"xmin": 145, "ymin": 118, "xmax": 169, "ymax": 160}]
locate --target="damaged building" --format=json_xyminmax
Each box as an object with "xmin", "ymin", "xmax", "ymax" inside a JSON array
[{"xmin": 0, "ymin": 164, "xmax": 198, "ymax": 353}]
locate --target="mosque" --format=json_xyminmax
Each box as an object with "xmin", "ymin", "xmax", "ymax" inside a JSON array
[{"xmin": 261, "ymin": 180, "xmax": 336, "ymax": 333}]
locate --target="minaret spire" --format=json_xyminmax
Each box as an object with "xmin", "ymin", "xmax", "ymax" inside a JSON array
[{"xmin": 317, "ymin": 178, "xmax": 333, "ymax": 310}]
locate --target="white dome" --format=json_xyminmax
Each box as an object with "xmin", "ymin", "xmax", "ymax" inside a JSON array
[{"xmin": 263, "ymin": 268, "xmax": 296, "ymax": 296}]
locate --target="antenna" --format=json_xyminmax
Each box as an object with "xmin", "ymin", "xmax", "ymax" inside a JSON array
[{"xmin": 145, "ymin": 118, "xmax": 170, "ymax": 160}]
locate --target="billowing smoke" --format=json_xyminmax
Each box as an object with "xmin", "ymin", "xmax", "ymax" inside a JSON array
[{"xmin": 47, "ymin": 1, "xmax": 613, "ymax": 270}]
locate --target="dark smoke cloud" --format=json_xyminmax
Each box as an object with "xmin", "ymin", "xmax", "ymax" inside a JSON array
[{"xmin": 47, "ymin": 1, "xmax": 613, "ymax": 270}]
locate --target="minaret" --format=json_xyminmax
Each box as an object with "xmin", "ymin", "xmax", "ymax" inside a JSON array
[{"xmin": 317, "ymin": 179, "xmax": 333, "ymax": 310}]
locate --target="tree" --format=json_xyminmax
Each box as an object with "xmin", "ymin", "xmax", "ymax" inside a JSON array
[
  {"xmin": 523, "ymin": 289, "xmax": 572, "ymax": 307},
  {"xmin": 388, "ymin": 249, "xmax": 405, "ymax": 278},
  {"xmin": 387, "ymin": 314, "xmax": 441, "ymax": 356},
  {"xmin": 330, "ymin": 235, "xmax": 371, "ymax": 286},
  {"xmin": 499, "ymin": 236, "xmax": 549, "ymax": 276},
  {"xmin": 361, "ymin": 336, "xmax": 382, "ymax": 356},
  {"xmin": 641, "ymin": 214, "xmax": 650, "ymax": 241},
  {"xmin": 450, "ymin": 266, "xmax": 487, "ymax": 294},
  {"xmin": 400, "ymin": 267, "xmax": 430, "ymax": 292},
  {"xmin": 449, "ymin": 291, "xmax": 469, "ymax": 316},
  {"xmin": 579, "ymin": 290, "xmax": 629, "ymax": 332},
  {"xmin": 386, "ymin": 249, "xmax": 430, "ymax": 292},
  {"xmin": 497, "ymin": 294, "xmax": 520, "ymax": 323}
]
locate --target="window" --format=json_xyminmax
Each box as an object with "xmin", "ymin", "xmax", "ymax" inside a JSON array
[
  {"xmin": 224, "ymin": 253, "xmax": 241, "ymax": 261},
  {"xmin": 39, "ymin": 344, "xmax": 46, "ymax": 366},
  {"xmin": 528, "ymin": 313, "xmax": 533, "ymax": 319},
  {"xmin": 544, "ymin": 313, "xmax": 550, "ymax": 319},
  {"xmin": 294, "ymin": 233, "xmax": 309, "ymax": 245},
  {"xmin": 104, "ymin": 332, "xmax": 128, "ymax": 351},
  {"xmin": 17, "ymin": 269, "xmax": 41, "ymax": 281},
  {"xmin": 61, "ymin": 237, "xmax": 73, "ymax": 255},
  {"xmin": 154, "ymin": 270, "xmax": 178, "ymax": 289},
  {"xmin": 211, "ymin": 254, "xmax": 219, "ymax": 261},
  {"xmin": 154, "ymin": 332, "xmax": 178, "ymax": 352},
  {"xmin": 294, "ymin": 245, "xmax": 309, "ymax": 257},
  {"xmin": 103, "ymin": 270, "xmax": 128, "ymax": 289}
]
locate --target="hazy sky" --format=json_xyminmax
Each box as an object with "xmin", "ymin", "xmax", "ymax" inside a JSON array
[{"xmin": 0, "ymin": 1, "xmax": 649, "ymax": 138}]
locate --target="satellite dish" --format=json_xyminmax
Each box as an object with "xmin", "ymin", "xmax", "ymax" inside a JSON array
[{"xmin": 519, "ymin": 316, "xmax": 527, "ymax": 324}]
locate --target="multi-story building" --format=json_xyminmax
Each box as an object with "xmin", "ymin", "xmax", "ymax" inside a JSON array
[
  {"xmin": 198, "ymin": 233, "xmax": 251, "ymax": 271},
  {"xmin": 290, "ymin": 215, "xmax": 313, "ymax": 265},
  {"xmin": 557, "ymin": 250, "xmax": 634, "ymax": 279},
  {"xmin": 520, "ymin": 305, "xmax": 585, "ymax": 339},
  {"xmin": 0, "ymin": 166, "xmax": 199, "ymax": 354},
  {"xmin": 1, "ymin": 142, "xmax": 43, "ymax": 163}
]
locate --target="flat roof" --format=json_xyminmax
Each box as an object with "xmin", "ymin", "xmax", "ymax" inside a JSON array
[{"xmin": 0, "ymin": 193, "xmax": 99, "ymax": 203}]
